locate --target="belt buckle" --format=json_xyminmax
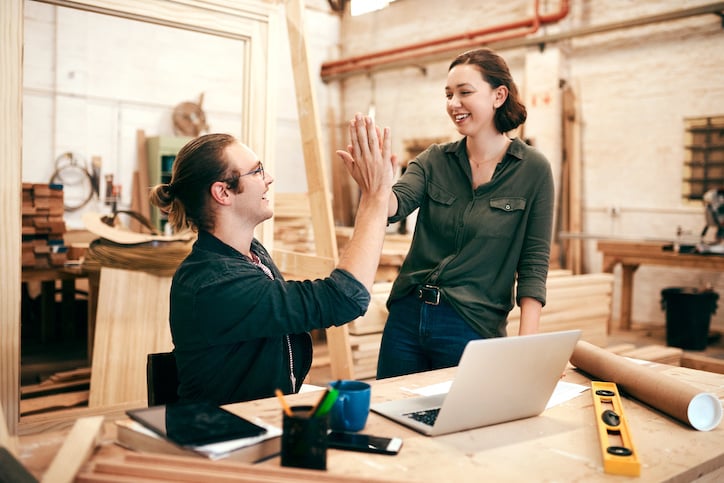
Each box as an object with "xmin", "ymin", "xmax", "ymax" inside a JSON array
[{"xmin": 419, "ymin": 284, "xmax": 440, "ymax": 305}]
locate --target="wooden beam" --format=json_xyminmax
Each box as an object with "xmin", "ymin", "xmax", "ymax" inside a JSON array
[
  {"xmin": 41, "ymin": 415, "xmax": 104, "ymax": 483},
  {"xmin": 329, "ymin": 107, "xmax": 354, "ymax": 226},
  {"xmin": 0, "ymin": 403, "xmax": 18, "ymax": 456},
  {"xmin": 77, "ymin": 452, "xmax": 399, "ymax": 482},
  {"xmin": 20, "ymin": 391, "xmax": 89, "ymax": 417},
  {"xmin": 285, "ymin": 0, "xmax": 353, "ymax": 379},
  {"xmin": 271, "ymin": 249, "xmax": 335, "ymax": 280},
  {"xmin": 0, "ymin": 0, "xmax": 23, "ymax": 437},
  {"xmin": 130, "ymin": 129, "xmax": 151, "ymax": 233},
  {"xmin": 562, "ymin": 84, "xmax": 582, "ymax": 274},
  {"xmin": 681, "ymin": 353, "xmax": 724, "ymax": 374}
]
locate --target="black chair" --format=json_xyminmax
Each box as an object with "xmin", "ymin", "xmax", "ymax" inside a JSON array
[{"xmin": 146, "ymin": 351, "xmax": 180, "ymax": 406}]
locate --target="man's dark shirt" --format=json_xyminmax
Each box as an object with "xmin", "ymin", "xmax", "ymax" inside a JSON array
[{"xmin": 170, "ymin": 230, "xmax": 370, "ymax": 404}]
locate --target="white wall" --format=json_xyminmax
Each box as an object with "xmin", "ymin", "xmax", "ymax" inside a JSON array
[
  {"xmin": 22, "ymin": 0, "xmax": 339, "ymax": 229},
  {"xmin": 333, "ymin": 0, "xmax": 724, "ymax": 331}
]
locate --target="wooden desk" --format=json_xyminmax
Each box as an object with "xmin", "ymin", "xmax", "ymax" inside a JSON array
[
  {"xmin": 597, "ymin": 240, "xmax": 724, "ymax": 332},
  {"xmin": 18, "ymin": 363, "xmax": 724, "ymax": 481}
]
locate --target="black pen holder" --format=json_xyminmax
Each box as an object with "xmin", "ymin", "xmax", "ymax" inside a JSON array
[{"xmin": 281, "ymin": 405, "xmax": 328, "ymax": 470}]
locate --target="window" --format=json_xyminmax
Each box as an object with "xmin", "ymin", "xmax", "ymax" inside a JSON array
[
  {"xmin": 683, "ymin": 116, "xmax": 724, "ymax": 201},
  {"xmin": 350, "ymin": 0, "xmax": 397, "ymax": 16}
]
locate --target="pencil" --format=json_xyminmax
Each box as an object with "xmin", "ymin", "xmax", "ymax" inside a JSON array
[{"xmin": 275, "ymin": 388, "xmax": 293, "ymax": 417}]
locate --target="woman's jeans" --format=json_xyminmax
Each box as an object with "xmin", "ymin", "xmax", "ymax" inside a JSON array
[{"xmin": 376, "ymin": 292, "xmax": 484, "ymax": 379}]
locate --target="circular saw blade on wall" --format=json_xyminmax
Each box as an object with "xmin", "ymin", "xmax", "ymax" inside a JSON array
[{"xmin": 172, "ymin": 92, "xmax": 209, "ymax": 137}]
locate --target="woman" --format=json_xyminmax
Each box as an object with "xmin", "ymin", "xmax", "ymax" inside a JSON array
[
  {"xmin": 150, "ymin": 114, "xmax": 394, "ymax": 404},
  {"xmin": 376, "ymin": 48, "xmax": 555, "ymax": 379}
]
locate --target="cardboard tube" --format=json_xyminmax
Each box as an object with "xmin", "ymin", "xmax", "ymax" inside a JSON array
[{"xmin": 571, "ymin": 340, "xmax": 722, "ymax": 431}]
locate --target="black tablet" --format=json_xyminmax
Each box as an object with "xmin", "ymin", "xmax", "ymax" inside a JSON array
[{"xmin": 127, "ymin": 401, "xmax": 267, "ymax": 447}]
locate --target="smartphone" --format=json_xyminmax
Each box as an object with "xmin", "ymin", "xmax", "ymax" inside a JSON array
[
  {"xmin": 127, "ymin": 401, "xmax": 267, "ymax": 447},
  {"xmin": 327, "ymin": 431, "xmax": 403, "ymax": 455}
]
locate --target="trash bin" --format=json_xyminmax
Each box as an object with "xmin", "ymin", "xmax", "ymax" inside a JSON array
[{"xmin": 660, "ymin": 287, "xmax": 719, "ymax": 350}]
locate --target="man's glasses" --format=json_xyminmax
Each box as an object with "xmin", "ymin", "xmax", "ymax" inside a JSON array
[
  {"xmin": 219, "ymin": 162, "xmax": 264, "ymax": 189},
  {"xmin": 240, "ymin": 162, "xmax": 264, "ymax": 178}
]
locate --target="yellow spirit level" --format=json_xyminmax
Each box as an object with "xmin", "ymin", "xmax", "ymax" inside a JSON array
[{"xmin": 591, "ymin": 381, "xmax": 641, "ymax": 476}]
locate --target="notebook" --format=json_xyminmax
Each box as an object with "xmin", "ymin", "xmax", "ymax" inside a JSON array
[{"xmin": 370, "ymin": 329, "xmax": 582, "ymax": 436}]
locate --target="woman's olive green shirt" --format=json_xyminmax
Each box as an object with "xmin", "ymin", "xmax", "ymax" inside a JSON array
[{"xmin": 388, "ymin": 137, "xmax": 554, "ymax": 338}]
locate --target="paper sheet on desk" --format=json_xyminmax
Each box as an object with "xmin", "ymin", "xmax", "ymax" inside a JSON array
[{"xmin": 402, "ymin": 380, "xmax": 589, "ymax": 409}]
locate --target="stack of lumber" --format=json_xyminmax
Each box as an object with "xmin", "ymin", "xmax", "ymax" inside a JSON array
[
  {"xmin": 347, "ymin": 283, "xmax": 391, "ymax": 378},
  {"xmin": 20, "ymin": 367, "xmax": 90, "ymax": 416},
  {"xmin": 78, "ymin": 452, "xmax": 395, "ymax": 482},
  {"xmin": 507, "ymin": 270, "xmax": 613, "ymax": 347},
  {"xmin": 346, "ymin": 270, "xmax": 614, "ymax": 380},
  {"xmin": 336, "ymin": 226, "xmax": 411, "ymax": 283},
  {"xmin": 273, "ymin": 192, "xmax": 315, "ymax": 253},
  {"xmin": 21, "ymin": 182, "xmax": 67, "ymax": 268}
]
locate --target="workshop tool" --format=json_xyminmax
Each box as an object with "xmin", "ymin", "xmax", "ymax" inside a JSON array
[{"xmin": 591, "ymin": 381, "xmax": 640, "ymax": 477}]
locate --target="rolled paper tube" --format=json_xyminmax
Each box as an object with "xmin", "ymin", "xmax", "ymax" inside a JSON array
[{"xmin": 570, "ymin": 340, "xmax": 722, "ymax": 431}]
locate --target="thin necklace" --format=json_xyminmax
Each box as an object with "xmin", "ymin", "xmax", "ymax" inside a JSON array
[{"xmin": 470, "ymin": 138, "xmax": 510, "ymax": 167}]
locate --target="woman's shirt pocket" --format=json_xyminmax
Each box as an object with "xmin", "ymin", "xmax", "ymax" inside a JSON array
[
  {"xmin": 477, "ymin": 197, "xmax": 527, "ymax": 239},
  {"xmin": 423, "ymin": 181, "xmax": 458, "ymax": 233}
]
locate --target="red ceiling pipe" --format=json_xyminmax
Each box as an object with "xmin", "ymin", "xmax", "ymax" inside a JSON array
[
  {"xmin": 325, "ymin": 14, "xmax": 541, "ymax": 75},
  {"xmin": 321, "ymin": 0, "xmax": 569, "ymax": 80}
]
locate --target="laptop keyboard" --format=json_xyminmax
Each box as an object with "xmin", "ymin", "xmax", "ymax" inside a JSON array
[{"xmin": 403, "ymin": 408, "xmax": 441, "ymax": 426}]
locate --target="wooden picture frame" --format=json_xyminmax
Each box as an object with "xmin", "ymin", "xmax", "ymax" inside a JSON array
[{"xmin": 0, "ymin": 0, "xmax": 280, "ymax": 435}]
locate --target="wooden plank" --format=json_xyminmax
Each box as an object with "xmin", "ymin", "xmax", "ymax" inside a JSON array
[
  {"xmin": 125, "ymin": 452, "xmax": 397, "ymax": 482},
  {"xmin": 78, "ymin": 452, "xmax": 403, "ymax": 482},
  {"xmin": 545, "ymin": 272, "xmax": 614, "ymax": 288},
  {"xmin": 284, "ymin": 1, "xmax": 337, "ymax": 259},
  {"xmin": 562, "ymin": 84, "xmax": 583, "ymax": 274},
  {"xmin": 135, "ymin": 130, "xmax": 151, "ymax": 223},
  {"xmin": 619, "ymin": 345, "xmax": 682, "ymax": 365},
  {"xmin": 18, "ymin": 401, "xmax": 143, "ymax": 437},
  {"xmin": 681, "ymin": 353, "xmax": 724, "ymax": 374},
  {"xmin": 41, "ymin": 415, "xmax": 104, "ymax": 483},
  {"xmin": 329, "ymin": 106, "xmax": 354, "ymax": 226},
  {"xmin": 20, "ymin": 391, "xmax": 89, "ymax": 416},
  {"xmin": 271, "ymin": 249, "xmax": 334, "ymax": 281},
  {"xmin": 88, "ymin": 268, "xmax": 173, "ymax": 408},
  {"xmin": 0, "ymin": 0, "xmax": 22, "ymax": 437},
  {"xmin": 129, "ymin": 130, "xmax": 150, "ymax": 233},
  {"xmin": 0, "ymin": 403, "xmax": 18, "ymax": 456},
  {"xmin": 273, "ymin": 193, "xmax": 311, "ymax": 219},
  {"xmin": 285, "ymin": 0, "xmax": 351, "ymax": 380}
]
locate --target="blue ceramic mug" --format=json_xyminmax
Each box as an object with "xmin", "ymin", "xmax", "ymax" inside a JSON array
[{"xmin": 328, "ymin": 380, "xmax": 371, "ymax": 432}]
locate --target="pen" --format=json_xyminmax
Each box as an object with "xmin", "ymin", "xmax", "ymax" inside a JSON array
[{"xmin": 275, "ymin": 388, "xmax": 293, "ymax": 417}]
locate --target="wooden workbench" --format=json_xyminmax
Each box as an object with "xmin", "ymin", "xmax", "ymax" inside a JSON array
[
  {"xmin": 17, "ymin": 361, "xmax": 724, "ymax": 482},
  {"xmin": 598, "ymin": 240, "xmax": 724, "ymax": 331}
]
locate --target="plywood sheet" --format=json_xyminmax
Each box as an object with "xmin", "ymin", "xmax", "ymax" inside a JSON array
[{"xmin": 88, "ymin": 267, "xmax": 173, "ymax": 407}]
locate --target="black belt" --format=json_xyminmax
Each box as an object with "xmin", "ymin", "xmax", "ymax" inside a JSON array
[{"xmin": 418, "ymin": 284, "xmax": 441, "ymax": 305}]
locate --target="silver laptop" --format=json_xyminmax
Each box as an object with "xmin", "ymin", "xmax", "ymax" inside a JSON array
[{"xmin": 370, "ymin": 330, "xmax": 581, "ymax": 436}]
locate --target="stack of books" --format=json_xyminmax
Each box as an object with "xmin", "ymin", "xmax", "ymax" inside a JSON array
[{"xmin": 21, "ymin": 183, "xmax": 67, "ymax": 268}]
